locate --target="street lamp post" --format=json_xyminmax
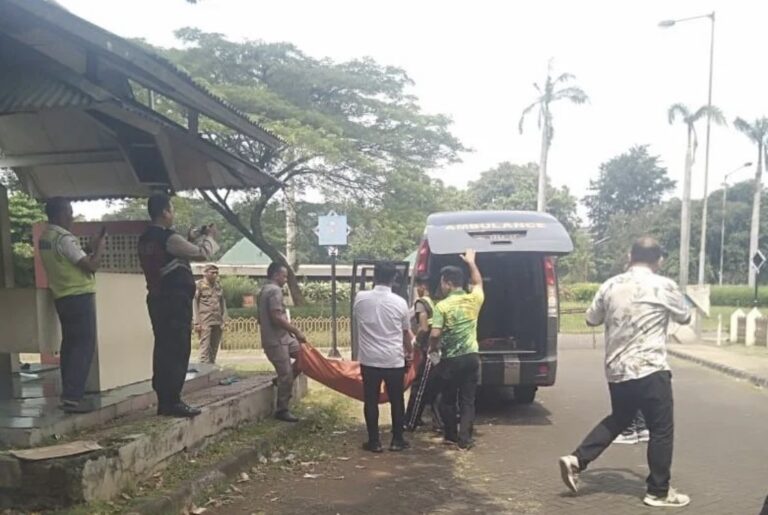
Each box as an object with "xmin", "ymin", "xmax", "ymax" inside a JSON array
[
  {"xmin": 718, "ymin": 162, "xmax": 753, "ymax": 285},
  {"xmin": 660, "ymin": 12, "xmax": 716, "ymax": 286}
]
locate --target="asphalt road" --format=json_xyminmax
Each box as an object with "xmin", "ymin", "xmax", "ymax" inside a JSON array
[{"xmin": 206, "ymin": 335, "xmax": 768, "ymax": 514}]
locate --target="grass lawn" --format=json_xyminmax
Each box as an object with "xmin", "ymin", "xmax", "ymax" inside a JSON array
[{"xmin": 558, "ymin": 303, "xmax": 746, "ymax": 334}]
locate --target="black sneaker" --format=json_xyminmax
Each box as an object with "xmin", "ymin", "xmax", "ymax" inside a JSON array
[
  {"xmin": 274, "ymin": 410, "xmax": 299, "ymax": 423},
  {"xmin": 158, "ymin": 402, "xmax": 201, "ymax": 418},
  {"xmin": 389, "ymin": 439, "xmax": 410, "ymax": 452},
  {"xmin": 362, "ymin": 441, "xmax": 383, "ymax": 453}
]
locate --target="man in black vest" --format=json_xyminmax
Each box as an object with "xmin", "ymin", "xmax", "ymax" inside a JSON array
[{"xmin": 138, "ymin": 194, "xmax": 219, "ymax": 417}]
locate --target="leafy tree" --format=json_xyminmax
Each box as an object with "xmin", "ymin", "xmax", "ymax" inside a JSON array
[
  {"xmin": 103, "ymin": 195, "xmax": 241, "ymax": 254},
  {"xmin": 584, "ymin": 145, "xmax": 675, "ymax": 240},
  {"xmin": 667, "ymin": 103, "xmax": 726, "ymax": 286},
  {"xmin": 733, "ymin": 117, "xmax": 768, "ymax": 287},
  {"xmin": 155, "ymin": 30, "xmax": 466, "ymax": 304},
  {"xmin": 343, "ymin": 168, "xmax": 462, "ymax": 261},
  {"xmin": 465, "ymin": 162, "xmax": 579, "ymax": 232},
  {"xmin": 3, "ymin": 187, "xmax": 45, "ymax": 286},
  {"xmin": 518, "ymin": 61, "xmax": 587, "ymax": 212},
  {"xmin": 559, "ymin": 228, "xmax": 596, "ymax": 283}
]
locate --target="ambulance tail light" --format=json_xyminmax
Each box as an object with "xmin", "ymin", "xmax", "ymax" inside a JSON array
[
  {"xmin": 415, "ymin": 239, "xmax": 430, "ymax": 276},
  {"xmin": 545, "ymin": 257, "xmax": 558, "ymax": 317}
]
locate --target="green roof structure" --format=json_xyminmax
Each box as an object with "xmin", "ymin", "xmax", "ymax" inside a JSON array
[{"xmin": 219, "ymin": 238, "xmax": 272, "ymax": 266}]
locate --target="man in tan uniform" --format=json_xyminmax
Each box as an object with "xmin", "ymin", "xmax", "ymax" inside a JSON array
[{"xmin": 194, "ymin": 264, "xmax": 227, "ymax": 364}]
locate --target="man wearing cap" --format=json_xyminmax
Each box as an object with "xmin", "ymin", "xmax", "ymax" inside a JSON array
[{"xmin": 194, "ymin": 265, "xmax": 227, "ymax": 364}]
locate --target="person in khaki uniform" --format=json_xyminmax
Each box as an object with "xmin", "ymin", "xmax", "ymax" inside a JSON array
[
  {"xmin": 258, "ymin": 262, "xmax": 306, "ymax": 422},
  {"xmin": 194, "ymin": 264, "xmax": 227, "ymax": 364}
]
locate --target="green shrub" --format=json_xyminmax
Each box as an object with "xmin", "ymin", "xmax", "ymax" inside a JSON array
[
  {"xmin": 710, "ymin": 285, "xmax": 768, "ymax": 307},
  {"xmin": 299, "ymin": 281, "xmax": 351, "ymax": 303},
  {"xmin": 220, "ymin": 276, "xmax": 260, "ymax": 308},
  {"xmin": 560, "ymin": 283, "xmax": 600, "ymax": 302}
]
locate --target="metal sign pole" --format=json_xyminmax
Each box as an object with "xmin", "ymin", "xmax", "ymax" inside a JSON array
[
  {"xmin": 755, "ymin": 270, "xmax": 760, "ymax": 308},
  {"xmin": 752, "ymin": 251, "xmax": 766, "ymax": 308},
  {"xmin": 328, "ymin": 246, "xmax": 341, "ymax": 358},
  {"xmin": 314, "ymin": 211, "xmax": 349, "ymax": 359}
]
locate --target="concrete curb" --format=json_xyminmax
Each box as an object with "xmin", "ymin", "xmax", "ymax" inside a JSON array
[
  {"xmin": 667, "ymin": 347, "xmax": 768, "ymax": 389},
  {"xmin": 125, "ymin": 376, "xmax": 308, "ymax": 515},
  {"xmin": 126, "ymin": 439, "xmax": 272, "ymax": 515}
]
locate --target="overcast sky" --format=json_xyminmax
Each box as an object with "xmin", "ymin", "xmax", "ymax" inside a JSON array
[{"xmin": 58, "ymin": 0, "xmax": 768, "ymax": 220}]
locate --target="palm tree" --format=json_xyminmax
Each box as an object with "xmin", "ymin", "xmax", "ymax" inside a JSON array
[
  {"xmin": 519, "ymin": 62, "xmax": 588, "ymax": 212},
  {"xmin": 667, "ymin": 104, "xmax": 726, "ymax": 287},
  {"xmin": 733, "ymin": 117, "xmax": 768, "ymax": 288}
]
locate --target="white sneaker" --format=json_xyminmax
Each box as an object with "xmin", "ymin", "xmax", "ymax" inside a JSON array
[
  {"xmin": 637, "ymin": 429, "xmax": 650, "ymax": 443},
  {"xmin": 613, "ymin": 431, "xmax": 639, "ymax": 445},
  {"xmin": 558, "ymin": 455, "xmax": 580, "ymax": 493},
  {"xmin": 644, "ymin": 488, "xmax": 691, "ymax": 508}
]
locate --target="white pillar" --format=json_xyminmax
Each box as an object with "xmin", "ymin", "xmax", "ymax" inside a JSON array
[
  {"xmin": 745, "ymin": 308, "xmax": 762, "ymax": 347},
  {"xmin": 730, "ymin": 309, "xmax": 746, "ymax": 343}
]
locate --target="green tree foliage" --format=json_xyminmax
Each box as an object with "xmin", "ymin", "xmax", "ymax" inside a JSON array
[
  {"xmin": 151, "ymin": 29, "xmax": 466, "ymax": 304},
  {"xmin": 558, "ymin": 229, "xmax": 596, "ymax": 283},
  {"xmin": 103, "ymin": 195, "xmax": 241, "ymax": 254},
  {"xmin": 584, "ymin": 145, "xmax": 675, "ymax": 240},
  {"xmin": 465, "ymin": 162, "xmax": 579, "ymax": 231},
  {"xmin": 6, "ymin": 190, "xmax": 45, "ymax": 286}
]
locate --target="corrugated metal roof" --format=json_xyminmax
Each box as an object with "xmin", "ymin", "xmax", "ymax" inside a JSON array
[
  {"xmin": 0, "ymin": 71, "xmax": 92, "ymax": 113},
  {"xmin": 5, "ymin": 0, "xmax": 283, "ymax": 148}
]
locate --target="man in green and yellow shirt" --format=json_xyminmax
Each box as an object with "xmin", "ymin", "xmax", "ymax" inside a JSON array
[
  {"xmin": 429, "ymin": 248, "xmax": 484, "ymax": 450},
  {"xmin": 39, "ymin": 198, "xmax": 105, "ymax": 413}
]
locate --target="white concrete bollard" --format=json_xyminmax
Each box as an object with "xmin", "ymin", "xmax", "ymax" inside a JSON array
[
  {"xmin": 745, "ymin": 308, "xmax": 763, "ymax": 347},
  {"xmin": 730, "ymin": 309, "xmax": 746, "ymax": 344}
]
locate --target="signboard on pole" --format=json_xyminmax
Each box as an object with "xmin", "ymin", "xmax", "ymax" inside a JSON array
[
  {"xmin": 752, "ymin": 250, "xmax": 766, "ymax": 273},
  {"xmin": 316, "ymin": 211, "xmax": 349, "ymax": 247},
  {"xmin": 314, "ymin": 211, "xmax": 350, "ymax": 359}
]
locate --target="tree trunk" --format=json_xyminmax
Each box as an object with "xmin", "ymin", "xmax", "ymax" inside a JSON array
[
  {"xmin": 200, "ymin": 189, "xmax": 307, "ymax": 306},
  {"xmin": 748, "ymin": 142, "xmax": 763, "ymax": 287},
  {"xmin": 284, "ymin": 185, "xmax": 297, "ymax": 269},
  {"xmin": 537, "ymin": 113, "xmax": 550, "ymax": 212},
  {"xmin": 679, "ymin": 127, "xmax": 694, "ymax": 288}
]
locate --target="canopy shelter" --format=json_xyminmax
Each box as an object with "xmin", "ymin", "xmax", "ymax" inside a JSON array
[
  {"xmin": 0, "ymin": 0, "xmax": 282, "ymax": 200},
  {"xmin": 0, "ymin": 0, "xmax": 285, "ymax": 406}
]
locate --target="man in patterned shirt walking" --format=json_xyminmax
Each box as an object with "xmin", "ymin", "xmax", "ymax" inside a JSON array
[{"xmin": 559, "ymin": 237, "xmax": 692, "ymax": 508}]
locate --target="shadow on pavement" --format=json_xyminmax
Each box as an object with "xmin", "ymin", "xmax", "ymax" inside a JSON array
[
  {"xmin": 572, "ymin": 466, "xmax": 647, "ymax": 498},
  {"xmin": 475, "ymin": 388, "xmax": 554, "ymax": 426}
]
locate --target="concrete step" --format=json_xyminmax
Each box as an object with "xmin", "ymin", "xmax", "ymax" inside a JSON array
[
  {"xmin": 0, "ymin": 374, "xmax": 307, "ymax": 510},
  {"xmin": 0, "ymin": 364, "xmax": 229, "ymax": 448}
]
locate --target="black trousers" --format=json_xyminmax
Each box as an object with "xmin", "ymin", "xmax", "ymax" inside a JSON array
[
  {"xmin": 361, "ymin": 365, "xmax": 405, "ymax": 444},
  {"xmin": 54, "ymin": 293, "xmax": 96, "ymax": 401},
  {"xmin": 147, "ymin": 294, "xmax": 193, "ymax": 407},
  {"xmin": 574, "ymin": 370, "xmax": 674, "ymax": 497},
  {"xmin": 439, "ymin": 353, "xmax": 480, "ymax": 445},
  {"xmin": 405, "ymin": 348, "xmax": 442, "ymax": 429}
]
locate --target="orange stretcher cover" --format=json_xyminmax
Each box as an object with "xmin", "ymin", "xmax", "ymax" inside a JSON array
[{"xmin": 297, "ymin": 343, "xmax": 421, "ymax": 403}]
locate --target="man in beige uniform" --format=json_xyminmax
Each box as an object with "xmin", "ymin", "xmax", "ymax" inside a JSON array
[
  {"xmin": 258, "ymin": 262, "xmax": 306, "ymax": 422},
  {"xmin": 194, "ymin": 264, "xmax": 227, "ymax": 364}
]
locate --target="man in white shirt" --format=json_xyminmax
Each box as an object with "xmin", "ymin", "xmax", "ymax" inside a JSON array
[
  {"xmin": 353, "ymin": 262, "xmax": 414, "ymax": 453},
  {"xmin": 559, "ymin": 237, "xmax": 691, "ymax": 508}
]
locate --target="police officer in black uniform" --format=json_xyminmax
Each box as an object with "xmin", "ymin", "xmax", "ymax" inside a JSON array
[{"xmin": 138, "ymin": 193, "xmax": 219, "ymax": 418}]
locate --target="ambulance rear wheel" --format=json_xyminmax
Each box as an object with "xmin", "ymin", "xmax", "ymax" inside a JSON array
[{"xmin": 513, "ymin": 386, "xmax": 537, "ymax": 404}]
